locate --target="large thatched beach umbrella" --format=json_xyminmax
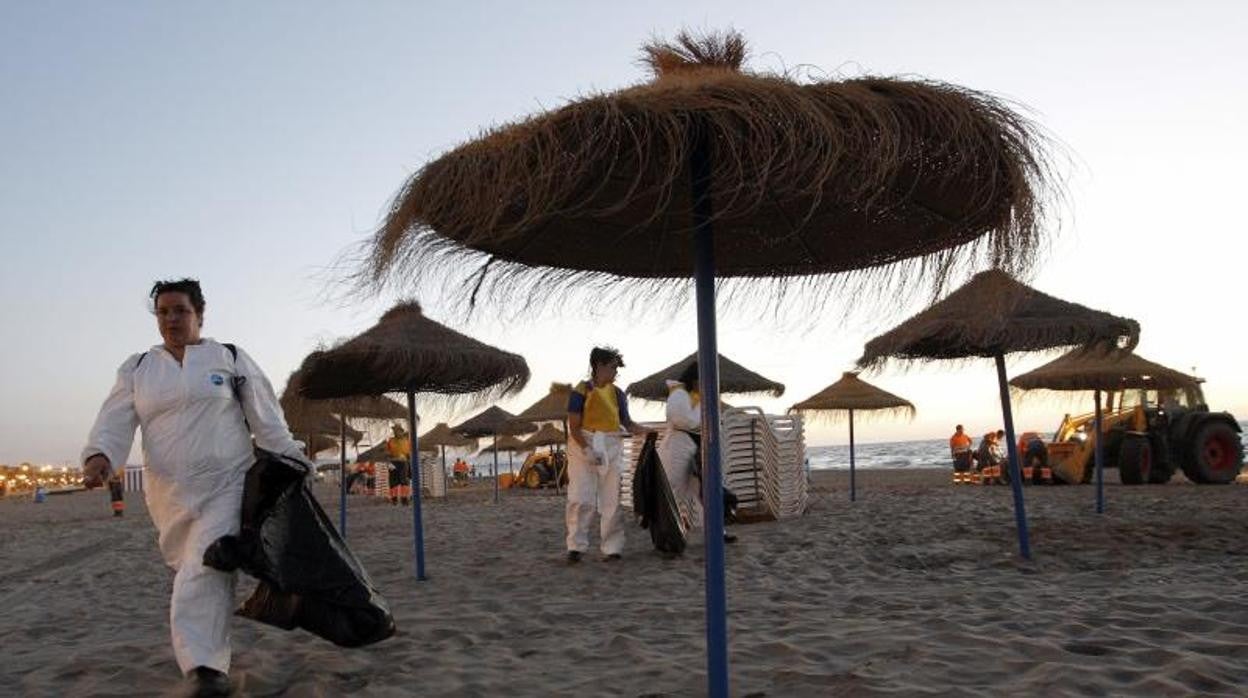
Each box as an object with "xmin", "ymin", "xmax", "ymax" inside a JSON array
[
  {"xmin": 296, "ymin": 302, "xmax": 529, "ymax": 580},
  {"xmin": 452, "ymin": 406, "xmax": 537, "ymax": 502},
  {"xmin": 356, "ymin": 31, "xmax": 1057, "ymax": 695},
  {"xmin": 1011, "ymin": 348, "xmax": 1199, "ymax": 512},
  {"xmin": 510, "ymin": 382, "xmax": 575, "ymax": 423},
  {"xmin": 859, "ymin": 270, "xmax": 1139, "ymax": 558},
  {"xmin": 627, "ymin": 352, "xmax": 784, "ymax": 402},
  {"xmin": 789, "ymin": 372, "xmax": 914, "ymax": 502}
]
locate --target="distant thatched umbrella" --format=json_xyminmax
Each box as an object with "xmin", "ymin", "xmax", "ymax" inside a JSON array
[
  {"xmin": 789, "ymin": 372, "xmax": 914, "ymax": 502},
  {"xmin": 627, "ymin": 353, "xmax": 784, "ymax": 401},
  {"xmin": 859, "ymin": 270, "xmax": 1139, "ymax": 559},
  {"xmin": 452, "ymin": 406, "xmax": 538, "ymax": 502},
  {"xmin": 476, "ymin": 434, "xmax": 530, "ymax": 476},
  {"xmin": 358, "ymin": 31, "xmax": 1058, "ymax": 696},
  {"xmin": 521, "ymin": 423, "xmax": 567, "ymax": 449},
  {"xmin": 510, "ymin": 382, "xmax": 574, "ymax": 423},
  {"xmin": 419, "ymin": 422, "xmax": 478, "ymax": 479},
  {"xmin": 295, "ymin": 301, "xmax": 529, "ymax": 581},
  {"xmin": 1011, "ymin": 348, "xmax": 1199, "ymax": 512}
]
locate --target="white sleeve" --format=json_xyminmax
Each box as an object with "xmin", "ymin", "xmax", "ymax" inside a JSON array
[
  {"xmin": 81, "ymin": 355, "xmax": 142, "ymax": 468},
  {"xmin": 232, "ymin": 346, "xmax": 311, "ymax": 465},
  {"xmin": 665, "ymin": 389, "xmax": 701, "ymax": 431}
]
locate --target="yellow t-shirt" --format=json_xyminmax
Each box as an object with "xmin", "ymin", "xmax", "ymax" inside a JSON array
[{"xmin": 579, "ymin": 382, "xmax": 622, "ymax": 432}]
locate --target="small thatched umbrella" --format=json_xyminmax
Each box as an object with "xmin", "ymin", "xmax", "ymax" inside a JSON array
[
  {"xmin": 1011, "ymin": 348, "xmax": 1199, "ymax": 512},
  {"xmin": 452, "ymin": 406, "xmax": 537, "ymax": 502},
  {"xmin": 476, "ymin": 434, "xmax": 529, "ymax": 476},
  {"xmin": 627, "ymin": 352, "xmax": 785, "ymax": 402},
  {"xmin": 789, "ymin": 372, "xmax": 914, "ymax": 502},
  {"xmin": 859, "ymin": 269, "xmax": 1139, "ymax": 558},
  {"xmin": 357, "ymin": 31, "xmax": 1058, "ymax": 695},
  {"xmin": 295, "ymin": 302, "xmax": 529, "ymax": 580},
  {"xmin": 283, "ymin": 375, "xmax": 411, "ymax": 535},
  {"xmin": 420, "ymin": 422, "xmax": 478, "ymax": 482},
  {"xmin": 522, "ymin": 422, "xmax": 567, "ymax": 449},
  {"xmin": 510, "ymin": 382, "xmax": 575, "ymax": 422}
]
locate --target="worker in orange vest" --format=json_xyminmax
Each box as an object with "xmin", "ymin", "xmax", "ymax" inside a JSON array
[
  {"xmin": 949, "ymin": 424, "xmax": 974, "ymax": 484},
  {"xmin": 385, "ymin": 425, "xmax": 412, "ymax": 505}
]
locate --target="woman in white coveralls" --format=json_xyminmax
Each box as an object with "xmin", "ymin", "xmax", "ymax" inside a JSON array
[{"xmin": 82, "ymin": 279, "xmax": 310, "ymax": 697}]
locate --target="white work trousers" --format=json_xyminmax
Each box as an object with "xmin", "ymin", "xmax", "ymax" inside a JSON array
[
  {"xmin": 147, "ymin": 474, "xmax": 245, "ymax": 675},
  {"xmin": 565, "ymin": 431, "xmax": 625, "ymax": 555}
]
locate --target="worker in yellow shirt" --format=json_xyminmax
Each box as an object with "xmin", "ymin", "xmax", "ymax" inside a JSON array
[{"xmin": 565, "ymin": 346, "xmax": 650, "ymax": 563}]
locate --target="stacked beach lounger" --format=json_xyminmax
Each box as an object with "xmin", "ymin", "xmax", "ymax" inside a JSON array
[{"xmin": 621, "ymin": 408, "xmax": 809, "ymax": 522}]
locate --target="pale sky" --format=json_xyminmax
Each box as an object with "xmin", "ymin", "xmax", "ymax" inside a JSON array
[{"xmin": 2, "ymin": 1, "xmax": 1246, "ymax": 465}]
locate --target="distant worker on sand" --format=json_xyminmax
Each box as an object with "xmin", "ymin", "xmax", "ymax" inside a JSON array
[
  {"xmin": 949, "ymin": 424, "xmax": 974, "ymax": 484},
  {"xmin": 385, "ymin": 424, "xmax": 412, "ymax": 505}
]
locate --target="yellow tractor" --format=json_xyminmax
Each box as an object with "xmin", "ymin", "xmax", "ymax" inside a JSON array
[
  {"xmin": 512, "ymin": 450, "xmax": 568, "ymax": 489},
  {"xmin": 1041, "ymin": 382, "xmax": 1243, "ymax": 485}
]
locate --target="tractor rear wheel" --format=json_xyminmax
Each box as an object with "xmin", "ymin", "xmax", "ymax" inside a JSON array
[
  {"xmin": 1118, "ymin": 434, "xmax": 1152, "ymax": 485},
  {"xmin": 1146, "ymin": 433, "xmax": 1176, "ymax": 484},
  {"xmin": 1182, "ymin": 421, "xmax": 1243, "ymax": 484},
  {"xmin": 525, "ymin": 468, "xmax": 542, "ymax": 489}
]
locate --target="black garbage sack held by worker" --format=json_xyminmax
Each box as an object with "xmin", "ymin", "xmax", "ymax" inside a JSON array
[
  {"xmin": 202, "ymin": 449, "xmax": 396, "ymax": 647},
  {"xmin": 632, "ymin": 432, "xmax": 688, "ymax": 556}
]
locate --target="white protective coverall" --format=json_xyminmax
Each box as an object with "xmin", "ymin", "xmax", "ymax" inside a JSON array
[
  {"xmin": 658, "ymin": 380, "xmax": 704, "ymax": 525},
  {"xmin": 83, "ymin": 339, "xmax": 308, "ymax": 675},
  {"xmin": 565, "ymin": 430, "xmax": 626, "ymax": 555}
]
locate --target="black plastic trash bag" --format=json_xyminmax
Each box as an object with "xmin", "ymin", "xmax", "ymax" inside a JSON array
[
  {"xmin": 203, "ymin": 449, "xmax": 396, "ymax": 647},
  {"xmin": 632, "ymin": 433, "xmax": 688, "ymax": 555}
]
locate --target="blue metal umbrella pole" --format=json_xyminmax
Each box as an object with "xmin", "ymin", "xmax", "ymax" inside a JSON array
[
  {"xmin": 994, "ymin": 353, "xmax": 1032, "ymax": 560},
  {"xmin": 492, "ymin": 434, "xmax": 500, "ymax": 503},
  {"xmin": 339, "ymin": 414, "xmax": 348, "ymax": 538},
  {"xmin": 849, "ymin": 408, "xmax": 857, "ymax": 502},
  {"xmin": 1094, "ymin": 388, "xmax": 1104, "ymax": 514},
  {"xmin": 691, "ymin": 126, "xmax": 730, "ymax": 698},
  {"xmin": 407, "ymin": 390, "xmax": 427, "ymax": 581}
]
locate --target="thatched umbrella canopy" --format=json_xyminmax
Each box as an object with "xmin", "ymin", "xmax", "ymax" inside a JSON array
[
  {"xmin": 477, "ymin": 434, "xmax": 528, "ymax": 454},
  {"xmin": 294, "ymin": 301, "xmax": 530, "ymax": 582},
  {"xmin": 419, "ymin": 422, "xmax": 478, "ymax": 480},
  {"xmin": 1009, "ymin": 348, "xmax": 1197, "ymax": 393},
  {"xmin": 789, "ymin": 371, "xmax": 913, "ymax": 502},
  {"xmin": 1011, "ymin": 348, "xmax": 1199, "ymax": 510},
  {"xmin": 356, "ymin": 30, "xmax": 1059, "ymax": 696},
  {"xmin": 510, "ymin": 382, "xmax": 575, "ymax": 423},
  {"xmin": 357, "ymin": 439, "xmax": 436, "ymax": 464},
  {"xmin": 627, "ymin": 353, "xmax": 784, "ymax": 401},
  {"xmin": 858, "ymin": 270, "xmax": 1139, "ymax": 558},
  {"xmin": 858, "ymin": 270, "xmax": 1139, "ymax": 366},
  {"xmin": 521, "ymin": 423, "xmax": 567, "ymax": 449},
  {"xmin": 452, "ymin": 406, "xmax": 537, "ymax": 501}
]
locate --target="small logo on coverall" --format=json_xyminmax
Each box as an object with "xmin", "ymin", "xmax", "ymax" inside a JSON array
[{"xmin": 210, "ymin": 374, "xmax": 225, "ymax": 386}]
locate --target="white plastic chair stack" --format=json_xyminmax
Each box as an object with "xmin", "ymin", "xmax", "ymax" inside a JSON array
[
  {"xmin": 373, "ymin": 462, "xmax": 391, "ymax": 498},
  {"xmin": 722, "ymin": 407, "xmax": 808, "ymax": 519},
  {"xmin": 421, "ymin": 453, "xmax": 446, "ymax": 498}
]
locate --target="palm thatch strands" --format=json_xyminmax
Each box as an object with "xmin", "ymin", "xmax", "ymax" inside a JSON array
[
  {"xmin": 859, "ymin": 270, "xmax": 1140, "ymax": 558},
  {"xmin": 357, "ymin": 30, "xmax": 1061, "ymax": 697},
  {"xmin": 626, "ymin": 352, "xmax": 784, "ymax": 402},
  {"xmin": 294, "ymin": 301, "xmax": 530, "ymax": 581},
  {"xmin": 789, "ymin": 372, "xmax": 914, "ymax": 502},
  {"xmin": 452, "ymin": 406, "xmax": 538, "ymax": 503},
  {"xmin": 1010, "ymin": 348, "xmax": 1198, "ymax": 513}
]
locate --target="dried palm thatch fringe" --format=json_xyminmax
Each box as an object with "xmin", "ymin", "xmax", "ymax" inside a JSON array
[
  {"xmin": 1009, "ymin": 347, "xmax": 1198, "ymax": 393},
  {"xmin": 509, "ymin": 382, "xmax": 575, "ymax": 423},
  {"xmin": 857, "ymin": 270, "xmax": 1139, "ymax": 369},
  {"xmin": 348, "ymin": 30, "xmax": 1062, "ymax": 322},
  {"xmin": 419, "ymin": 422, "xmax": 478, "ymax": 449},
  {"xmin": 521, "ymin": 422, "xmax": 567, "ymax": 449},
  {"xmin": 294, "ymin": 301, "xmax": 530, "ymax": 410},
  {"xmin": 789, "ymin": 371, "xmax": 915, "ymax": 423},
  {"xmin": 477, "ymin": 434, "xmax": 528, "ymax": 454},
  {"xmin": 626, "ymin": 351, "xmax": 784, "ymax": 402},
  {"xmin": 281, "ymin": 378, "xmax": 400, "ymax": 431},
  {"xmin": 452, "ymin": 405, "xmax": 539, "ymax": 439}
]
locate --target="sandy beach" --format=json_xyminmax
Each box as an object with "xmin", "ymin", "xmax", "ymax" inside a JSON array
[{"xmin": 2, "ymin": 469, "xmax": 1247, "ymax": 696}]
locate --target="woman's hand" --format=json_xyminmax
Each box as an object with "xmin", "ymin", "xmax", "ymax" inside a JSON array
[{"xmin": 83, "ymin": 454, "xmax": 112, "ymax": 489}]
